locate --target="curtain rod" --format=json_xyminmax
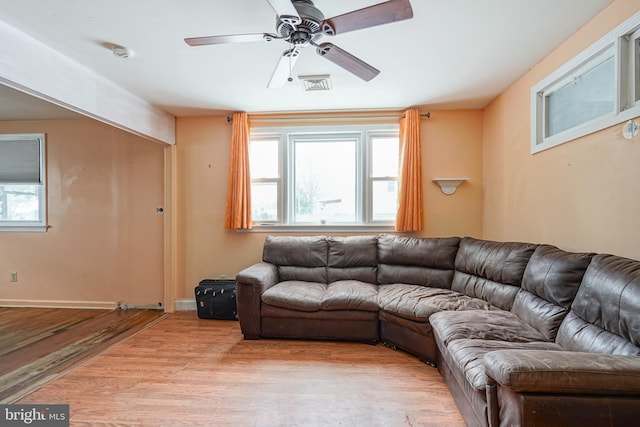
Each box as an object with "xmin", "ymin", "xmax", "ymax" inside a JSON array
[{"xmin": 226, "ymin": 112, "xmax": 431, "ymax": 123}]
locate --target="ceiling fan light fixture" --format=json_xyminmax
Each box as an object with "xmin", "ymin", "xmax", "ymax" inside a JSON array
[{"xmin": 299, "ymin": 74, "xmax": 332, "ymax": 91}]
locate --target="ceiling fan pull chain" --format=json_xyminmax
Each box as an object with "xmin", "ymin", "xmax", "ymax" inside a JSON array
[{"xmin": 288, "ymin": 43, "xmax": 294, "ymax": 82}]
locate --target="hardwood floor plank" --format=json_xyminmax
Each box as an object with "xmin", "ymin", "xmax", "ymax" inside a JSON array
[
  {"xmin": 0, "ymin": 308, "xmax": 105, "ymax": 356},
  {"xmin": 0, "ymin": 308, "xmax": 166, "ymax": 403},
  {"xmin": 17, "ymin": 313, "xmax": 466, "ymax": 426}
]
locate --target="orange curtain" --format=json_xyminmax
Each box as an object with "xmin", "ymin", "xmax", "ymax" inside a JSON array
[
  {"xmin": 224, "ymin": 112, "xmax": 252, "ymax": 230},
  {"xmin": 395, "ymin": 108, "xmax": 424, "ymax": 231}
]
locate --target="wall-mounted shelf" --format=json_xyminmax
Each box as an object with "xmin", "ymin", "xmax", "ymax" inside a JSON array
[{"xmin": 432, "ymin": 178, "xmax": 469, "ymax": 195}]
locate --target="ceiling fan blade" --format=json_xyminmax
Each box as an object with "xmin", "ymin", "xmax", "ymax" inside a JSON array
[
  {"xmin": 266, "ymin": 0, "xmax": 301, "ymax": 25},
  {"xmin": 316, "ymin": 43, "xmax": 379, "ymax": 81},
  {"xmin": 185, "ymin": 33, "xmax": 271, "ymax": 46},
  {"xmin": 321, "ymin": 0, "xmax": 413, "ymax": 36},
  {"xmin": 267, "ymin": 48, "xmax": 301, "ymax": 88}
]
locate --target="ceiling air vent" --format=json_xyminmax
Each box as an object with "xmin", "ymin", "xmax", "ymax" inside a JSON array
[{"xmin": 299, "ymin": 74, "xmax": 332, "ymax": 91}]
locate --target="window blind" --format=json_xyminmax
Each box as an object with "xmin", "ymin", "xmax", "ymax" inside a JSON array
[{"xmin": 0, "ymin": 136, "xmax": 41, "ymax": 183}]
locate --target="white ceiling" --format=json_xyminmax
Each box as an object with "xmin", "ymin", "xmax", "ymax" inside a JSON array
[{"xmin": 0, "ymin": 0, "xmax": 613, "ymax": 120}]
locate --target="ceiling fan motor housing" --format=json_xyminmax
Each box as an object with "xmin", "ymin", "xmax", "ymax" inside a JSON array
[{"xmin": 276, "ymin": 0, "xmax": 324, "ymax": 45}]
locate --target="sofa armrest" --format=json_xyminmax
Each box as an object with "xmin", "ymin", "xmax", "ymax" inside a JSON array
[
  {"xmin": 236, "ymin": 262, "xmax": 279, "ymax": 289},
  {"xmin": 235, "ymin": 262, "xmax": 279, "ymax": 339},
  {"xmin": 485, "ymin": 349, "xmax": 640, "ymax": 395}
]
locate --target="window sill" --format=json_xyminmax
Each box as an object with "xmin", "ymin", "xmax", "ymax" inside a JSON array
[
  {"xmin": 0, "ymin": 225, "xmax": 48, "ymax": 232},
  {"xmin": 242, "ymin": 224, "xmax": 397, "ymax": 233}
]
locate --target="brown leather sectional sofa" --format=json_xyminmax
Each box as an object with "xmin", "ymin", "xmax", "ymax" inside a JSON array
[{"xmin": 235, "ymin": 234, "xmax": 640, "ymax": 427}]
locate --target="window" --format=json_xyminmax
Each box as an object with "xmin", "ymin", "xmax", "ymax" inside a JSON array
[
  {"xmin": 532, "ymin": 12, "xmax": 640, "ymax": 153},
  {"xmin": 250, "ymin": 125, "xmax": 399, "ymax": 229},
  {"xmin": 370, "ymin": 135, "xmax": 400, "ymax": 222},
  {"xmin": 0, "ymin": 133, "xmax": 47, "ymax": 231},
  {"xmin": 545, "ymin": 48, "xmax": 616, "ymax": 138}
]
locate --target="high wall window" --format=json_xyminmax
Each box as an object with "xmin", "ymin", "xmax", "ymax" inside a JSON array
[
  {"xmin": 249, "ymin": 125, "xmax": 399, "ymax": 229},
  {"xmin": 532, "ymin": 12, "xmax": 640, "ymax": 153},
  {"xmin": 0, "ymin": 133, "xmax": 47, "ymax": 231}
]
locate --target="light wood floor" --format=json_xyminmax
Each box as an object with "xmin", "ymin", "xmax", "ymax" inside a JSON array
[{"xmin": 17, "ymin": 312, "xmax": 465, "ymax": 426}]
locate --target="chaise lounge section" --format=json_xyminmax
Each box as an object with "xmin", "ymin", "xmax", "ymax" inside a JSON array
[{"xmin": 235, "ymin": 234, "xmax": 640, "ymax": 427}]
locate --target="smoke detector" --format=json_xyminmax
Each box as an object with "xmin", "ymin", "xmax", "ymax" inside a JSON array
[
  {"xmin": 299, "ymin": 74, "xmax": 332, "ymax": 91},
  {"xmin": 112, "ymin": 45, "xmax": 134, "ymax": 59}
]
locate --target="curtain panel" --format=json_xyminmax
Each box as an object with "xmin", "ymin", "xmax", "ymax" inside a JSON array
[
  {"xmin": 395, "ymin": 108, "xmax": 424, "ymax": 231},
  {"xmin": 224, "ymin": 112, "xmax": 252, "ymax": 230}
]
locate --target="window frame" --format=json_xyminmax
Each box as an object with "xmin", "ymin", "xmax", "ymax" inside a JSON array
[
  {"xmin": 367, "ymin": 131, "xmax": 400, "ymax": 224},
  {"xmin": 0, "ymin": 133, "xmax": 47, "ymax": 232},
  {"xmin": 249, "ymin": 124, "xmax": 399, "ymax": 232},
  {"xmin": 531, "ymin": 11, "xmax": 640, "ymax": 154},
  {"xmin": 249, "ymin": 133, "xmax": 283, "ymax": 224}
]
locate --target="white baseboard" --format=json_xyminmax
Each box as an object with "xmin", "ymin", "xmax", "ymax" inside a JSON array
[
  {"xmin": 0, "ymin": 299, "xmax": 194, "ymax": 311},
  {"xmin": 175, "ymin": 298, "xmax": 196, "ymax": 311},
  {"xmin": 0, "ymin": 299, "xmax": 118, "ymax": 309}
]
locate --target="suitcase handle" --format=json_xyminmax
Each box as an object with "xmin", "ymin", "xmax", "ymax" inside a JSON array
[{"xmin": 197, "ymin": 288, "xmax": 225, "ymax": 296}]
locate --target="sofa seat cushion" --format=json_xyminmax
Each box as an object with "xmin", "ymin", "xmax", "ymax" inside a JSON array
[
  {"xmin": 262, "ymin": 281, "xmax": 327, "ymax": 312},
  {"xmin": 445, "ymin": 339, "xmax": 563, "ymax": 392},
  {"xmin": 320, "ymin": 280, "xmax": 379, "ymax": 312},
  {"xmin": 262, "ymin": 280, "xmax": 379, "ymax": 313},
  {"xmin": 431, "ymin": 309, "xmax": 549, "ymax": 348},
  {"xmin": 378, "ymin": 284, "xmax": 492, "ymax": 322}
]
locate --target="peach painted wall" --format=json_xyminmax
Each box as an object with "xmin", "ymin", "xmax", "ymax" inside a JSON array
[
  {"xmin": 423, "ymin": 111, "xmax": 483, "ymax": 237},
  {"xmin": 0, "ymin": 119, "xmax": 165, "ymax": 307},
  {"xmin": 483, "ymin": 0, "xmax": 640, "ymax": 259},
  {"xmin": 175, "ymin": 111, "xmax": 483, "ymax": 299}
]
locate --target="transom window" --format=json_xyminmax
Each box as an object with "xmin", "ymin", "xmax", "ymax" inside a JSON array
[
  {"xmin": 544, "ymin": 47, "xmax": 616, "ymax": 138},
  {"xmin": 0, "ymin": 133, "xmax": 47, "ymax": 232},
  {"xmin": 532, "ymin": 12, "xmax": 640, "ymax": 153},
  {"xmin": 249, "ymin": 125, "xmax": 399, "ymax": 229}
]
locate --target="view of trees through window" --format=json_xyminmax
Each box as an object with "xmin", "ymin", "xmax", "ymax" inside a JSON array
[{"xmin": 293, "ymin": 138, "xmax": 356, "ymax": 224}]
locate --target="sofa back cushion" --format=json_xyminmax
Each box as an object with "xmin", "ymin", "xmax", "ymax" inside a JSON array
[
  {"xmin": 327, "ymin": 236, "xmax": 378, "ymax": 283},
  {"xmin": 262, "ymin": 235, "xmax": 328, "ymax": 283},
  {"xmin": 377, "ymin": 234, "xmax": 460, "ymax": 288},
  {"xmin": 511, "ymin": 245, "xmax": 594, "ymax": 341},
  {"xmin": 556, "ymin": 254, "xmax": 640, "ymax": 355},
  {"xmin": 452, "ymin": 237, "xmax": 536, "ymax": 311}
]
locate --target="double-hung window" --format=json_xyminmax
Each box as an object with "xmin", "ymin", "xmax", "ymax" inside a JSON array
[
  {"xmin": 249, "ymin": 124, "xmax": 399, "ymax": 230},
  {"xmin": 0, "ymin": 133, "xmax": 47, "ymax": 231},
  {"xmin": 532, "ymin": 12, "xmax": 640, "ymax": 153}
]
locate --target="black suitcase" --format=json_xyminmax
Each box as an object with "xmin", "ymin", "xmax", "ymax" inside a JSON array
[{"xmin": 194, "ymin": 279, "xmax": 238, "ymax": 320}]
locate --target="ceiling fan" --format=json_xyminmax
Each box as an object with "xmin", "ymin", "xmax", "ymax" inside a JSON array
[{"xmin": 184, "ymin": 0, "xmax": 413, "ymax": 88}]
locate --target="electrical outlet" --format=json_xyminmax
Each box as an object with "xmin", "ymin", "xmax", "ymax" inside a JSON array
[{"xmin": 10, "ymin": 272, "xmax": 17, "ymax": 282}]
